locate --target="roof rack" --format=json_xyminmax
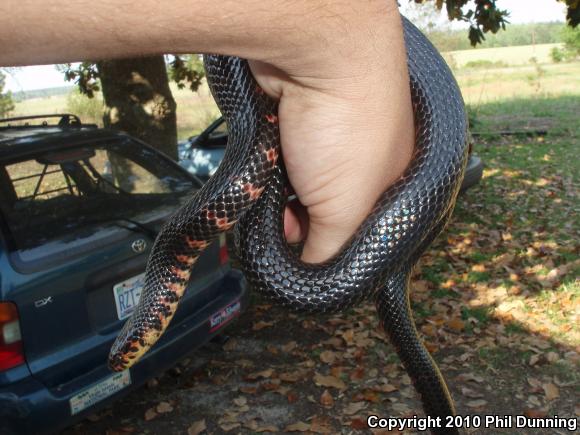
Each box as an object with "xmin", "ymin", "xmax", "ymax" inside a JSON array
[{"xmin": 0, "ymin": 114, "xmax": 96, "ymax": 130}]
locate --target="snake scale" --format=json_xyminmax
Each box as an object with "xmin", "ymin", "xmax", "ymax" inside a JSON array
[{"xmin": 109, "ymin": 16, "xmax": 468, "ymax": 434}]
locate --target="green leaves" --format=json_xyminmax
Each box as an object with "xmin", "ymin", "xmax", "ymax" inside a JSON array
[
  {"xmin": 57, "ymin": 62, "xmax": 100, "ymax": 98},
  {"xmin": 0, "ymin": 70, "xmax": 15, "ymax": 117},
  {"xmin": 58, "ymin": 54, "xmax": 206, "ymax": 98},
  {"xmin": 559, "ymin": 0, "xmax": 580, "ymax": 27},
  {"xmin": 168, "ymin": 55, "xmax": 205, "ymax": 92}
]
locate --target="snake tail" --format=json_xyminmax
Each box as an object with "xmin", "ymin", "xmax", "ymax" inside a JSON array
[
  {"xmin": 376, "ymin": 268, "xmax": 458, "ymax": 435},
  {"xmin": 108, "ymin": 56, "xmax": 280, "ymax": 371}
]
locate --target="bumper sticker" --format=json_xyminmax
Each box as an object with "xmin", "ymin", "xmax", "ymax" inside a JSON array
[{"xmin": 209, "ymin": 300, "xmax": 241, "ymax": 332}]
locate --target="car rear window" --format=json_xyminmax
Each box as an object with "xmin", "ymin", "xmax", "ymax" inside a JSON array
[{"xmin": 0, "ymin": 138, "xmax": 196, "ymax": 251}]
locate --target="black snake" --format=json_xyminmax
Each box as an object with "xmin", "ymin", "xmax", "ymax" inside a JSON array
[{"xmin": 109, "ymin": 17, "xmax": 468, "ymax": 434}]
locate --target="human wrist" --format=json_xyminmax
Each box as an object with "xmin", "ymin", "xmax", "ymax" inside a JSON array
[{"xmin": 261, "ymin": 0, "xmax": 402, "ymax": 77}]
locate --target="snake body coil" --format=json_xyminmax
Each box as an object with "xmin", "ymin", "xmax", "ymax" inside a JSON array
[{"xmin": 109, "ymin": 17, "xmax": 468, "ymax": 435}]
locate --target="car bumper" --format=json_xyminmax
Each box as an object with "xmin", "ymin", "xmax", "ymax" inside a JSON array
[{"xmin": 0, "ymin": 269, "xmax": 248, "ymax": 435}]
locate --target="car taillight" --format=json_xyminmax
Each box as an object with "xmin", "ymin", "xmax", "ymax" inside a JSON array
[
  {"xmin": 219, "ymin": 233, "xmax": 229, "ymax": 265},
  {"xmin": 0, "ymin": 302, "xmax": 25, "ymax": 371}
]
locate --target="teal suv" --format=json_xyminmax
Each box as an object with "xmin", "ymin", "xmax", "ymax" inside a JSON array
[{"xmin": 0, "ymin": 114, "xmax": 248, "ymax": 434}]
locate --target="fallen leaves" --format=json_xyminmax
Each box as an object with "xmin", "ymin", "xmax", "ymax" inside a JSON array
[
  {"xmin": 144, "ymin": 408, "xmax": 157, "ymax": 421},
  {"xmin": 466, "ymin": 399, "xmax": 488, "ymax": 409},
  {"xmin": 143, "ymin": 401, "xmax": 175, "ymax": 421},
  {"xmin": 460, "ymin": 386, "xmax": 484, "ymax": 399},
  {"xmin": 446, "ymin": 318, "xmax": 466, "ymax": 332},
  {"xmin": 232, "ymin": 396, "xmax": 247, "ymax": 407},
  {"xmin": 245, "ymin": 369, "xmax": 273, "ymax": 380},
  {"xmin": 342, "ymin": 402, "xmax": 366, "ymax": 415},
  {"xmin": 155, "ymin": 402, "xmax": 173, "ymax": 414},
  {"xmin": 281, "ymin": 341, "xmax": 298, "ymax": 353},
  {"xmin": 285, "ymin": 421, "xmax": 310, "ymax": 432},
  {"xmin": 542, "ymin": 382, "xmax": 560, "ymax": 401},
  {"xmin": 319, "ymin": 389, "xmax": 334, "ymax": 407},
  {"xmin": 523, "ymin": 408, "xmax": 548, "ymax": 418},
  {"xmin": 319, "ymin": 350, "xmax": 338, "ymax": 364},
  {"xmin": 456, "ymin": 373, "xmax": 485, "ymax": 384},
  {"xmin": 187, "ymin": 419, "xmax": 206, "ymax": 435},
  {"xmin": 252, "ymin": 320, "xmax": 274, "ymax": 331},
  {"xmin": 313, "ymin": 373, "xmax": 346, "ymax": 390}
]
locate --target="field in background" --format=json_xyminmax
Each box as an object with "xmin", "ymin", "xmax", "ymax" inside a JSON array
[
  {"xmin": 9, "ymin": 83, "xmax": 221, "ymax": 140},
  {"xmin": 456, "ymin": 61, "xmax": 580, "ymax": 105},
  {"xmin": 445, "ymin": 43, "xmax": 563, "ymax": 67}
]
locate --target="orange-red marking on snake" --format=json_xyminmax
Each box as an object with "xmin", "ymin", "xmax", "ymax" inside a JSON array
[
  {"xmin": 170, "ymin": 266, "xmax": 191, "ymax": 280},
  {"xmin": 265, "ymin": 114, "xmax": 278, "ymax": 123},
  {"xmin": 216, "ymin": 217, "xmax": 236, "ymax": 230},
  {"xmin": 176, "ymin": 254, "xmax": 196, "ymax": 265},
  {"xmin": 186, "ymin": 237, "xmax": 209, "ymax": 249},
  {"xmin": 167, "ymin": 282, "xmax": 187, "ymax": 298},
  {"xmin": 243, "ymin": 183, "xmax": 265, "ymax": 200},
  {"xmin": 206, "ymin": 210, "xmax": 216, "ymax": 220},
  {"xmin": 266, "ymin": 148, "xmax": 278, "ymax": 165}
]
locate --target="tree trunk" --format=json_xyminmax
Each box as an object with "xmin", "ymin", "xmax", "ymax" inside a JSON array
[{"xmin": 97, "ymin": 56, "xmax": 178, "ymax": 160}]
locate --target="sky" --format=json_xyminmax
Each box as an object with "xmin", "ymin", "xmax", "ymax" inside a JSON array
[
  {"xmin": 4, "ymin": 0, "xmax": 569, "ymax": 93},
  {"xmin": 400, "ymin": 0, "xmax": 567, "ymax": 26}
]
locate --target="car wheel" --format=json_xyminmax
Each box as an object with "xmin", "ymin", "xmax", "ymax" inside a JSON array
[{"xmin": 460, "ymin": 154, "xmax": 484, "ymax": 192}]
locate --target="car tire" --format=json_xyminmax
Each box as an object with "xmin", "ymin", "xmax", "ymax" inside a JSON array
[{"xmin": 460, "ymin": 154, "xmax": 484, "ymax": 192}]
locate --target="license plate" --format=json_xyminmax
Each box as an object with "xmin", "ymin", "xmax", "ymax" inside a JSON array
[
  {"xmin": 113, "ymin": 273, "xmax": 145, "ymax": 320},
  {"xmin": 69, "ymin": 371, "xmax": 131, "ymax": 415}
]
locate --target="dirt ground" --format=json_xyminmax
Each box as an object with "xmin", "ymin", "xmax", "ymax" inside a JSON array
[{"xmin": 61, "ymin": 291, "xmax": 578, "ymax": 435}]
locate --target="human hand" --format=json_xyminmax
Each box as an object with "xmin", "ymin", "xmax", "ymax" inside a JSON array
[{"xmin": 248, "ymin": 3, "xmax": 414, "ymax": 263}]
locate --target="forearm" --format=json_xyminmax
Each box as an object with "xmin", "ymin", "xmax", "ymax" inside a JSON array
[{"xmin": 0, "ymin": 0, "xmax": 399, "ymax": 71}]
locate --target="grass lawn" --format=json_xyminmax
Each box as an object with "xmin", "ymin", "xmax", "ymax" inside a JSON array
[
  {"xmin": 448, "ymin": 95, "xmax": 579, "ymax": 346},
  {"xmin": 402, "ymin": 94, "xmax": 579, "ymax": 424}
]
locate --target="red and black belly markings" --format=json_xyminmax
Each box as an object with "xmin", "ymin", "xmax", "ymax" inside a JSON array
[
  {"xmin": 170, "ymin": 265, "xmax": 191, "ymax": 281},
  {"xmin": 108, "ymin": 274, "xmax": 193, "ymax": 371},
  {"xmin": 109, "ymin": 59, "xmax": 282, "ymax": 373},
  {"xmin": 243, "ymin": 182, "xmax": 265, "ymax": 200},
  {"xmin": 216, "ymin": 216, "xmax": 236, "ymax": 230},
  {"xmin": 266, "ymin": 148, "xmax": 279, "ymax": 166},
  {"xmin": 108, "ymin": 140, "xmax": 278, "ymax": 372},
  {"xmin": 176, "ymin": 254, "xmax": 196, "ymax": 266},
  {"xmin": 204, "ymin": 208, "xmax": 237, "ymax": 231},
  {"xmin": 186, "ymin": 237, "xmax": 209, "ymax": 250}
]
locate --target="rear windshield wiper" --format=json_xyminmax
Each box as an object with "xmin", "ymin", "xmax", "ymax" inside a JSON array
[{"xmin": 75, "ymin": 216, "xmax": 158, "ymax": 239}]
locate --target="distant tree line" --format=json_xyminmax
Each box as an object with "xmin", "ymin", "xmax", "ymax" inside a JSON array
[
  {"xmin": 0, "ymin": 70, "xmax": 15, "ymax": 118},
  {"xmin": 425, "ymin": 22, "xmax": 568, "ymax": 52},
  {"xmin": 11, "ymin": 85, "xmax": 73, "ymax": 102}
]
